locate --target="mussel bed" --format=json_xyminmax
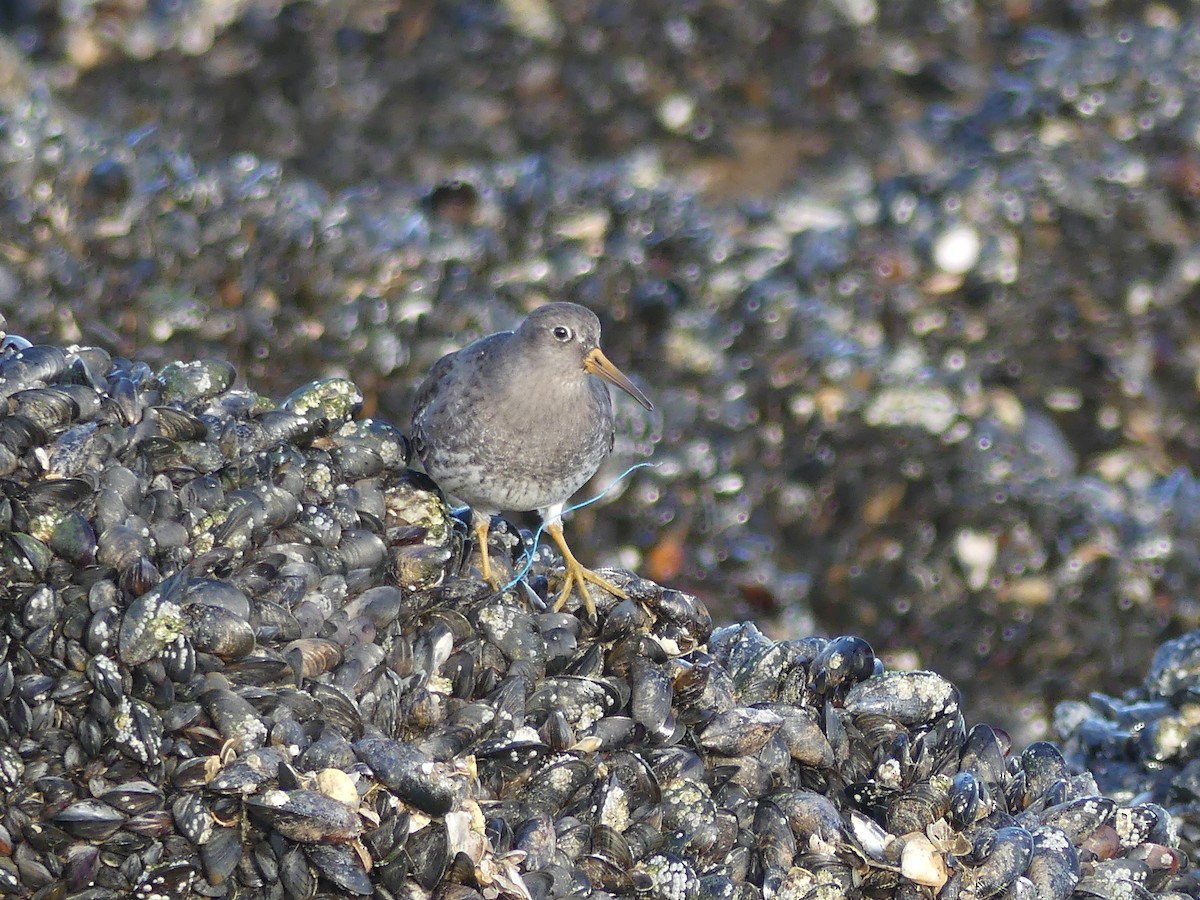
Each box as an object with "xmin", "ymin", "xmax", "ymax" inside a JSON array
[{"xmin": 0, "ymin": 334, "xmax": 1196, "ymax": 899}]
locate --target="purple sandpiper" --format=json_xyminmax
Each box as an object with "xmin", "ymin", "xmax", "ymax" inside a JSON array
[{"xmin": 410, "ymin": 302, "xmax": 652, "ymax": 616}]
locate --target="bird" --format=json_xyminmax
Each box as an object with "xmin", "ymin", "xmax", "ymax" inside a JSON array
[{"xmin": 410, "ymin": 302, "xmax": 653, "ymax": 617}]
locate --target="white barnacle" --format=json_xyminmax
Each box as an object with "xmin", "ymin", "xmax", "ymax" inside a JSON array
[{"xmin": 151, "ymin": 600, "xmax": 186, "ymax": 643}]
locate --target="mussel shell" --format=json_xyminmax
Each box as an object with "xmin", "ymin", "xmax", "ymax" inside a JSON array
[
  {"xmin": 844, "ymin": 670, "xmax": 961, "ymax": 726},
  {"xmin": 334, "ymin": 528, "xmax": 386, "ymax": 571},
  {"xmin": 202, "ymin": 687, "xmax": 268, "ymax": 752},
  {"xmin": 0, "ymin": 344, "xmax": 68, "ymax": 386},
  {"xmin": 0, "ymin": 415, "xmax": 46, "ymax": 455},
  {"xmin": 186, "ymin": 578, "xmax": 252, "ymax": 618},
  {"xmin": 963, "ymin": 826, "xmax": 1035, "ymax": 900},
  {"xmin": 1038, "ymin": 796, "xmax": 1116, "ymax": 844},
  {"xmin": 133, "ymin": 861, "xmax": 198, "ymax": 899},
  {"xmin": 10, "ymin": 386, "xmax": 80, "ymax": 428},
  {"xmin": 46, "ymin": 510, "xmax": 97, "ymax": 566},
  {"xmin": 399, "ymin": 820, "xmax": 449, "ymax": 891},
  {"xmin": 1019, "ymin": 742, "xmax": 1070, "ymax": 808},
  {"xmin": 111, "ymin": 696, "xmax": 164, "ymax": 764},
  {"xmin": 64, "ymin": 844, "xmax": 101, "ymax": 892},
  {"xmin": 205, "ymin": 750, "xmax": 283, "ymax": 797},
  {"xmin": 699, "ymin": 706, "xmax": 783, "ymax": 756},
  {"xmin": 22, "ymin": 476, "xmax": 92, "ymax": 514},
  {"xmin": 157, "ymin": 360, "xmax": 236, "ymax": 406},
  {"xmin": 245, "ymin": 789, "xmax": 363, "ymax": 843},
  {"xmin": 171, "ymin": 794, "xmax": 213, "ymax": 846},
  {"xmin": 630, "ymin": 662, "xmax": 677, "ymax": 743},
  {"xmin": 285, "ymin": 637, "xmax": 344, "ymax": 679},
  {"xmin": 887, "ymin": 777, "xmax": 952, "ymax": 836},
  {"xmin": 282, "ymin": 378, "xmax": 364, "ymax": 427},
  {"xmin": 960, "ymin": 722, "xmax": 1010, "ymax": 791},
  {"xmin": 527, "ymin": 676, "xmax": 622, "ymax": 730},
  {"xmin": 522, "ymin": 754, "xmax": 592, "ymax": 808},
  {"xmin": 119, "ymin": 571, "xmax": 188, "ymax": 665},
  {"xmin": 310, "ymin": 681, "xmax": 363, "ymax": 736},
  {"xmin": 251, "ymin": 409, "xmax": 320, "ymax": 448},
  {"xmin": 355, "ymin": 737, "xmax": 457, "ymax": 816},
  {"xmin": 279, "ymin": 844, "xmax": 316, "ymax": 898},
  {"xmin": 578, "ymin": 854, "xmax": 635, "ymax": 893},
  {"xmin": 186, "ymin": 603, "xmax": 256, "ymax": 660},
  {"xmin": 200, "ymin": 825, "xmax": 242, "ymax": 886},
  {"xmin": 339, "ymin": 583, "xmax": 402, "ymax": 629},
  {"xmin": 1026, "ymin": 825, "xmax": 1080, "ymax": 900},
  {"xmin": 53, "ymin": 800, "xmax": 127, "ymax": 841},
  {"xmin": 332, "ymin": 417, "xmax": 410, "ymax": 466}
]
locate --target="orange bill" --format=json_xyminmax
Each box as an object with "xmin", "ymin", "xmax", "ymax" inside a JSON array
[{"xmin": 584, "ymin": 348, "xmax": 653, "ymax": 410}]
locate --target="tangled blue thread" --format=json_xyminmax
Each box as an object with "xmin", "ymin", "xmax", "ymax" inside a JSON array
[{"xmin": 502, "ymin": 461, "xmax": 659, "ymax": 591}]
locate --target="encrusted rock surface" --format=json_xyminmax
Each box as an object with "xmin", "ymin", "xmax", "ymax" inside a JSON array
[
  {"xmin": 0, "ymin": 337, "xmax": 1194, "ymax": 896},
  {"xmin": 1, "ymin": 1, "xmax": 1200, "ymax": 892},
  {"xmin": 2, "ymin": 3, "xmax": 1200, "ymax": 742}
]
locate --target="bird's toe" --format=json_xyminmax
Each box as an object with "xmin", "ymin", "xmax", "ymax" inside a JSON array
[{"xmin": 550, "ymin": 562, "xmax": 629, "ymax": 620}]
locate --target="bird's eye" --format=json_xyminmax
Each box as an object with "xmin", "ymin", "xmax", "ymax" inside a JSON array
[{"xmin": 553, "ymin": 326, "xmax": 573, "ymax": 342}]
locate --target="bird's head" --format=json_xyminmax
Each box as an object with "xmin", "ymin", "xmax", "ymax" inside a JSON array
[{"xmin": 517, "ymin": 303, "xmax": 653, "ymax": 410}]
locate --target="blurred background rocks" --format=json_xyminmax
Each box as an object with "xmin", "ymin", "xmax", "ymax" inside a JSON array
[{"xmin": 2, "ymin": 0, "xmax": 1200, "ymax": 745}]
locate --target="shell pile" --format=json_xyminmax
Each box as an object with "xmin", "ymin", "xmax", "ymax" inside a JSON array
[
  {"xmin": 13, "ymin": 3, "xmax": 1200, "ymax": 743},
  {"xmin": 0, "ymin": 330, "xmax": 1194, "ymax": 898}
]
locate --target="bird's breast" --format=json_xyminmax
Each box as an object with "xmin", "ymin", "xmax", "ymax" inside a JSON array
[{"xmin": 414, "ymin": 370, "xmax": 614, "ymax": 513}]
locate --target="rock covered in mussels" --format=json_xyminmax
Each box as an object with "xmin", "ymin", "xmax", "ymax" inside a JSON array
[
  {"xmin": 14, "ymin": 0, "xmax": 1200, "ymax": 753},
  {"xmin": 0, "ymin": 333, "xmax": 1195, "ymax": 897},
  {"xmin": 1053, "ymin": 629, "xmax": 1200, "ymax": 887}
]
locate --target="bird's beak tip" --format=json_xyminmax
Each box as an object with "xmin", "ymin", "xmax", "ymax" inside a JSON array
[{"xmin": 585, "ymin": 348, "xmax": 653, "ymax": 411}]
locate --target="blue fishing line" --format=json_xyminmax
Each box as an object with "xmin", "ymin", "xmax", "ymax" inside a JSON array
[{"xmin": 502, "ymin": 461, "xmax": 659, "ymax": 591}]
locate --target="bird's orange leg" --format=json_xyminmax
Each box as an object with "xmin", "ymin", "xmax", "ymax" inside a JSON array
[
  {"xmin": 472, "ymin": 513, "xmax": 504, "ymax": 591},
  {"xmin": 545, "ymin": 520, "xmax": 628, "ymax": 617}
]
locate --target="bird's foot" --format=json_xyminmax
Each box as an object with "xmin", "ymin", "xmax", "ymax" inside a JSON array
[
  {"xmin": 543, "ymin": 519, "xmax": 627, "ymax": 619},
  {"xmin": 472, "ymin": 514, "xmax": 508, "ymax": 594},
  {"xmin": 549, "ymin": 561, "xmax": 628, "ymax": 619}
]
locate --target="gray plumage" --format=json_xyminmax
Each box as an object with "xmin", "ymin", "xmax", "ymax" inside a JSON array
[
  {"xmin": 409, "ymin": 302, "xmax": 651, "ymax": 612},
  {"xmin": 411, "ymin": 303, "xmax": 645, "ymax": 517}
]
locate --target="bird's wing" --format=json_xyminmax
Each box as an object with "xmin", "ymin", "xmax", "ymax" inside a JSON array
[
  {"xmin": 410, "ymin": 333, "xmax": 509, "ymax": 455},
  {"xmin": 409, "ymin": 350, "xmax": 462, "ymax": 455}
]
